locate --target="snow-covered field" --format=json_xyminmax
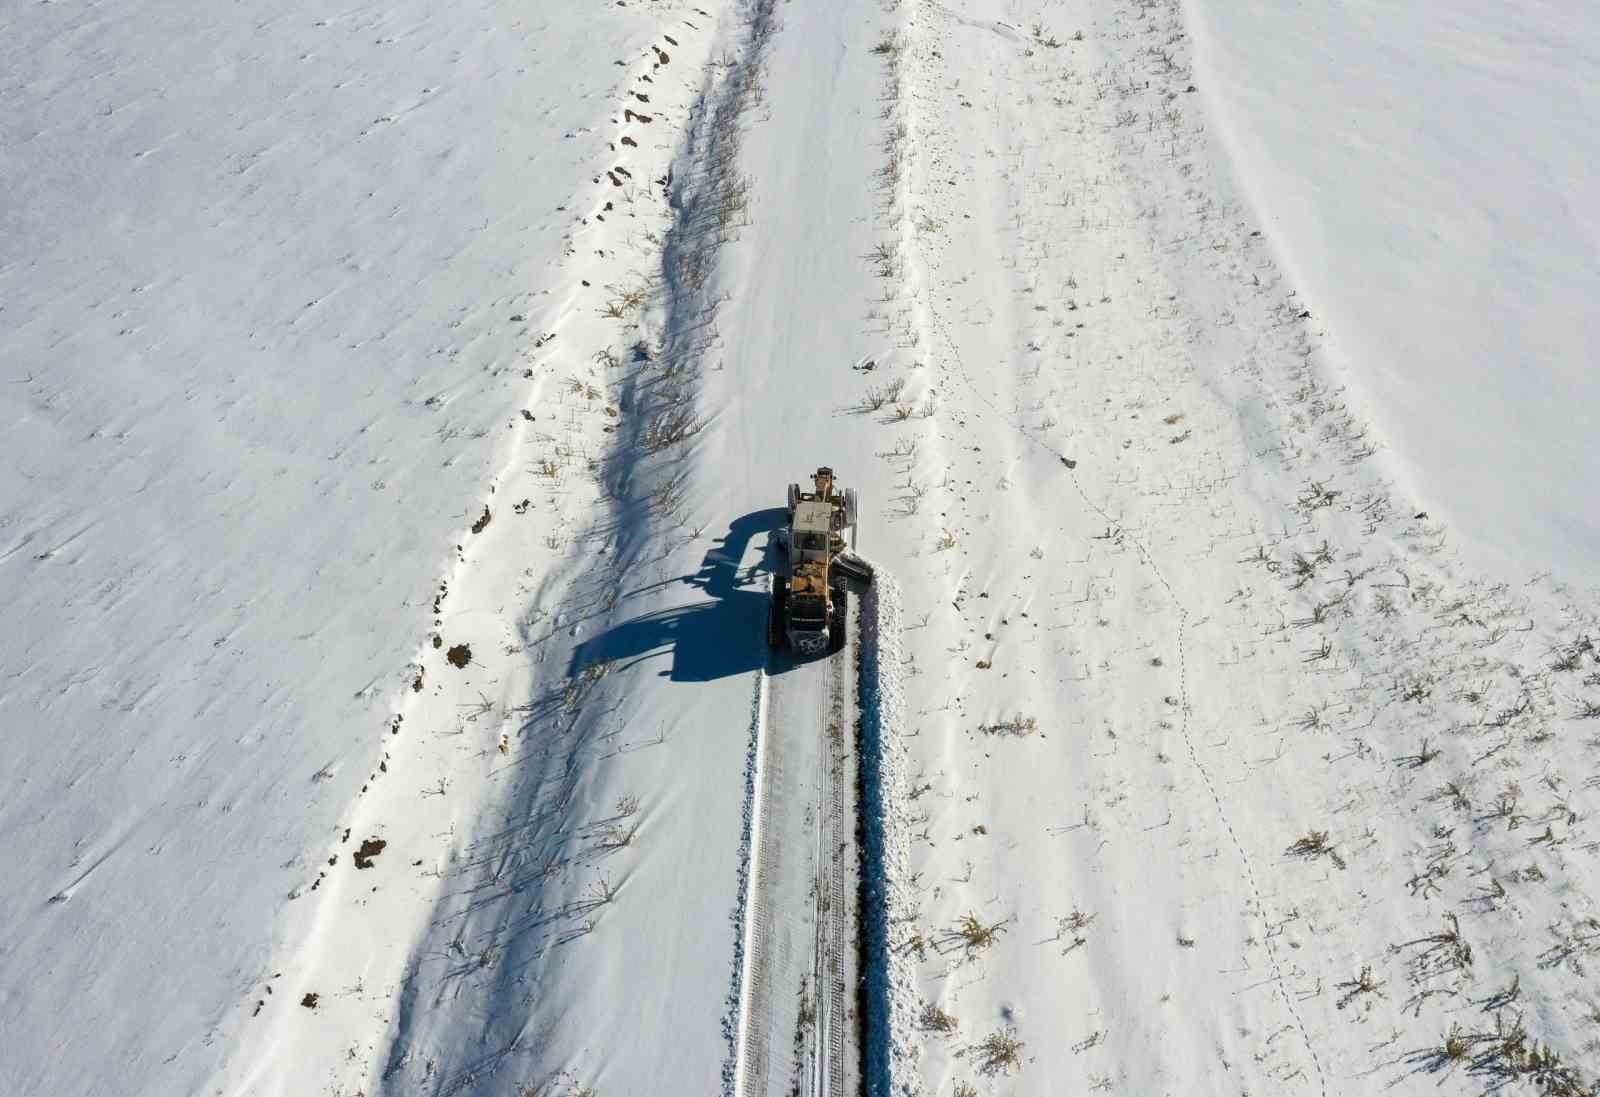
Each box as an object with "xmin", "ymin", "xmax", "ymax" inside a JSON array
[
  {"xmin": 3, "ymin": 0, "xmax": 1598, "ymax": 1095},
  {"xmin": 2, "ymin": 0, "xmax": 731, "ymax": 1092},
  {"xmin": 1182, "ymin": 0, "xmax": 1600, "ymax": 583}
]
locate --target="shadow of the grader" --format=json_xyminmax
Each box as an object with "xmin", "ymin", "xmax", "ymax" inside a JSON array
[{"xmin": 567, "ymin": 507, "xmax": 786, "ymax": 683}]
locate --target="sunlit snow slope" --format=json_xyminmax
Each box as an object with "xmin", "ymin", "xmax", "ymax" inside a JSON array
[{"xmin": 1183, "ymin": 0, "xmax": 1600, "ymax": 581}]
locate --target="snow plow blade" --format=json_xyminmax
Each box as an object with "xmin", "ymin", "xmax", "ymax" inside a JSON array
[{"xmin": 832, "ymin": 552, "xmax": 874, "ymax": 585}]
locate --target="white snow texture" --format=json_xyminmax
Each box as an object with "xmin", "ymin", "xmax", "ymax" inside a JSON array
[{"xmin": 2, "ymin": 1, "xmax": 1597, "ymax": 1095}]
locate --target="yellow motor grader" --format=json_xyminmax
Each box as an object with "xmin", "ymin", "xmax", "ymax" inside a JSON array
[{"xmin": 769, "ymin": 467, "xmax": 873, "ymax": 655}]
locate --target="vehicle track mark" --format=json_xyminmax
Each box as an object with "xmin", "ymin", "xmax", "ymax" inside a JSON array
[
  {"xmin": 732, "ymin": 615, "xmax": 860, "ymax": 1097},
  {"xmin": 727, "ymin": 671, "xmax": 770, "ymax": 1097}
]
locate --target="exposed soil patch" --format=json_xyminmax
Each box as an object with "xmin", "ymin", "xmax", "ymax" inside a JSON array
[{"xmin": 352, "ymin": 838, "xmax": 387, "ymax": 870}]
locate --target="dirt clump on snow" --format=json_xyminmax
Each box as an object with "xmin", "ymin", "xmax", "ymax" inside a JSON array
[{"xmin": 352, "ymin": 838, "xmax": 387, "ymax": 869}]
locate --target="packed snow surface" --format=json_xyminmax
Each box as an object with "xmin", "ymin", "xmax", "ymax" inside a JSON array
[{"xmin": 2, "ymin": 0, "xmax": 1598, "ymax": 1095}]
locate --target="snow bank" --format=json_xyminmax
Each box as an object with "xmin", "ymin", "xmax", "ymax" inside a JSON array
[{"xmin": 856, "ymin": 568, "xmax": 919, "ymax": 1097}]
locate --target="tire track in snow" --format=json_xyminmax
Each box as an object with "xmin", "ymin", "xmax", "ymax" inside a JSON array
[{"xmin": 727, "ymin": 669, "xmax": 775, "ymax": 1096}]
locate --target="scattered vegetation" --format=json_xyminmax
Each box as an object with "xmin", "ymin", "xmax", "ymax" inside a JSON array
[
  {"xmin": 1285, "ymin": 829, "xmax": 1346, "ymax": 869},
  {"xmin": 641, "ymin": 408, "xmax": 706, "ymax": 453},
  {"xmin": 918, "ymin": 1001, "xmax": 959, "ymax": 1034},
  {"xmin": 979, "ymin": 714, "xmax": 1037, "ymax": 737},
  {"xmin": 1054, "ymin": 908, "xmax": 1097, "ymax": 953},
  {"xmin": 973, "ymin": 1028, "xmax": 1025, "ymax": 1075},
  {"xmin": 1335, "ymin": 965, "xmax": 1385, "ymax": 1010},
  {"xmin": 934, "ymin": 912, "xmax": 1009, "ymax": 959},
  {"xmin": 854, "ymin": 378, "xmax": 906, "ymax": 413}
]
